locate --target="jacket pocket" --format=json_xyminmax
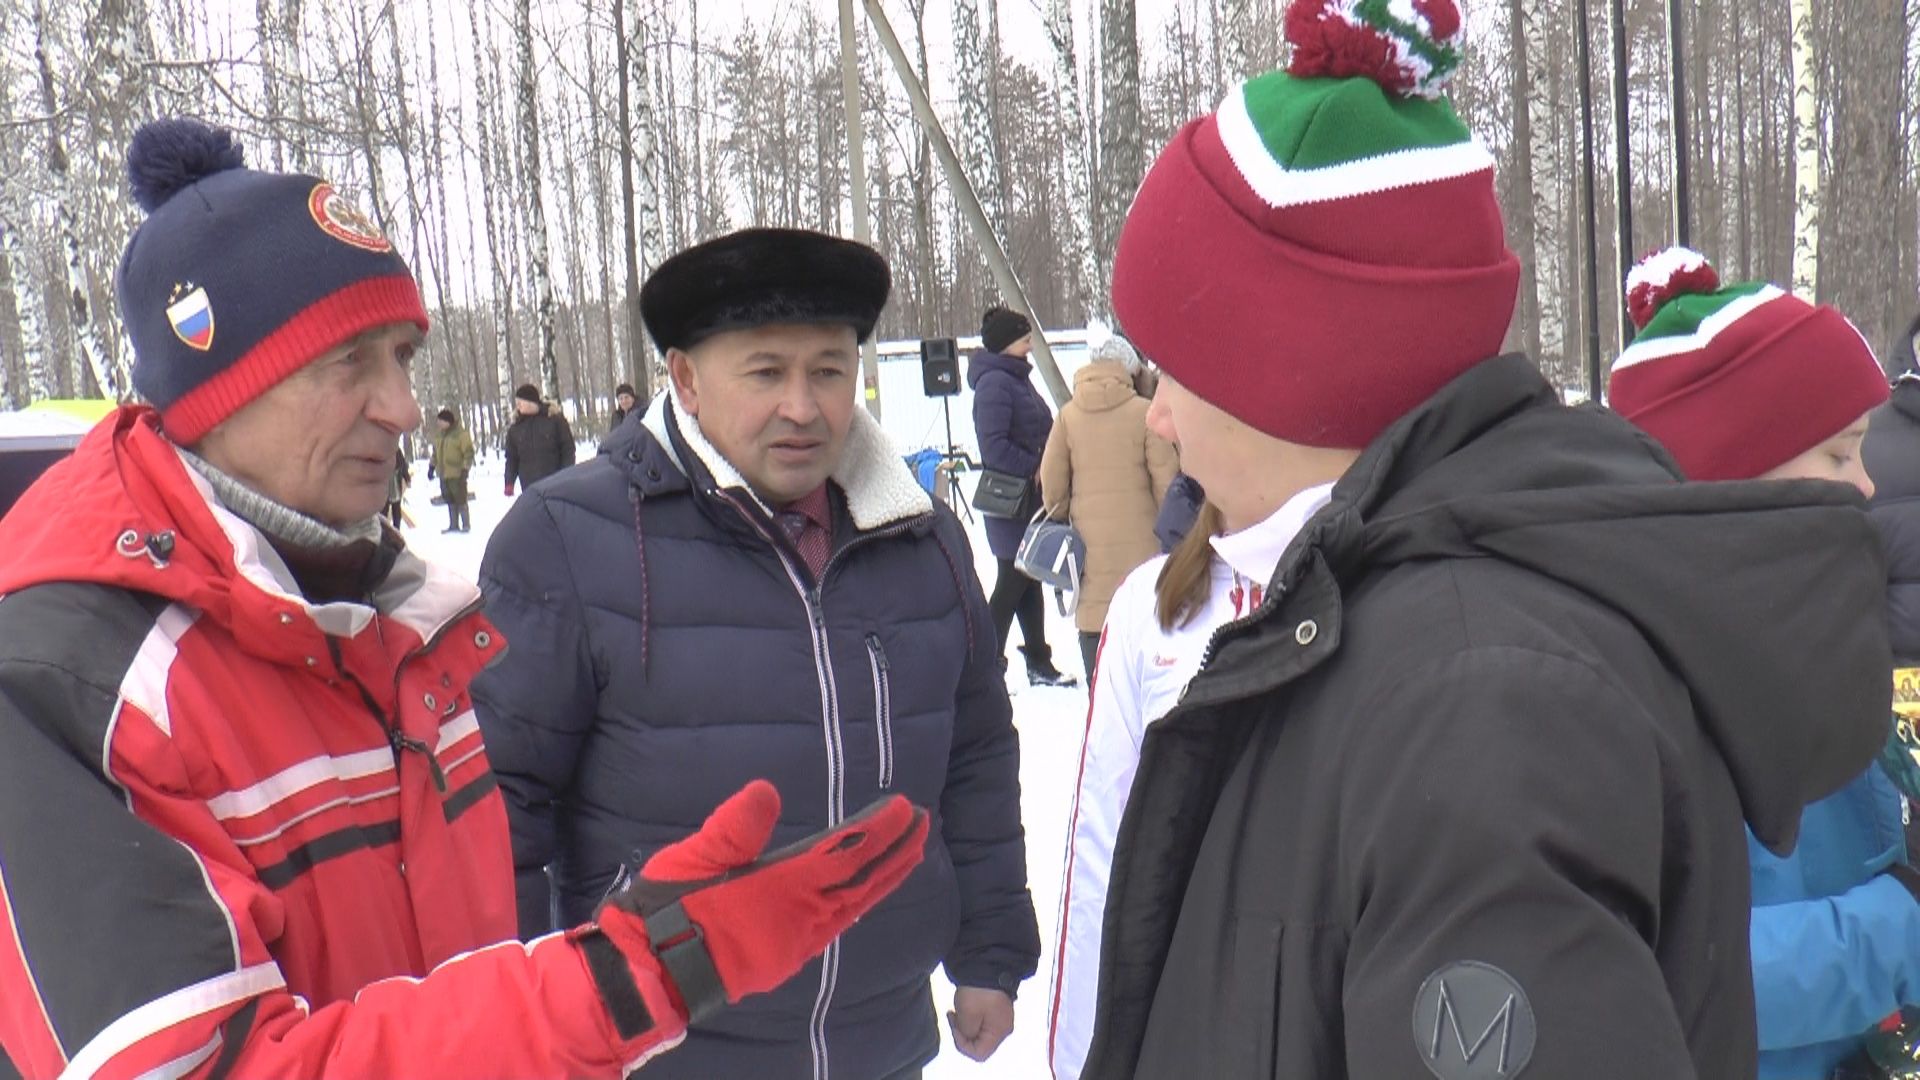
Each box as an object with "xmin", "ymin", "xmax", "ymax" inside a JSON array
[
  {"xmin": 1272, "ymin": 923, "xmax": 1349, "ymax": 1078},
  {"xmin": 866, "ymin": 634, "xmax": 894, "ymax": 790},
  {"xmin": 1222, "ymin": 914, "xmax": 1281, "ymax": 1078},
  {"xmin": 1218, "ymin": 916, "xmax": 1349, "ymax": 1080}
]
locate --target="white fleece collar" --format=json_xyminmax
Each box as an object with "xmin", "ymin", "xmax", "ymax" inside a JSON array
[{"xmin": 641, "ymin": 391, "xmax": 932, "ymax": 530}]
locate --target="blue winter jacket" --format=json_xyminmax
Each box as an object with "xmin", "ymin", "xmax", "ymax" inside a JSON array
[
  {"xmin": 471, "ymin": 395, "xmax": 1040, "ymax": 1080},
  {"xmin": 1750, "ymin": 766, "xmax": 1920, "ymax": 1077},
  {"xmin": 968, "ymin": 349, "xmax": 1052, "ymax": 558}
]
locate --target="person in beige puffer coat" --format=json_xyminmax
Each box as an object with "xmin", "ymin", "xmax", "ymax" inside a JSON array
[{"xmin": 1040, "ymin": 336, "xmax": 1180, "ymax": 678}]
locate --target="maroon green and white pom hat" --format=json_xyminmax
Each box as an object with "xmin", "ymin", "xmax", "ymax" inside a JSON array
[
  {"xmin": 1111, "ymin": 0, "xmax": 1520, "ymax": 449},
  {"xmin": 1608, "ymin": 246, "xmax": 1888, "ymax": 481}
]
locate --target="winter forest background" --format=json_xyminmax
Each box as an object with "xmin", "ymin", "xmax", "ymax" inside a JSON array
[{"xmin": 0, "ymin": 0, "xmax": 1916, "ymax": 448}]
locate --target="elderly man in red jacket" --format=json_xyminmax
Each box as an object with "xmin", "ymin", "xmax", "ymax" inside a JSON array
[{"xmin": 0, "ymin": 118, "xmax": 925, "ymax": 1080}]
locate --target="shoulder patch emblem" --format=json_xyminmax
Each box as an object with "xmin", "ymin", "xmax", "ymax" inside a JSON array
[
  {"xmin": 308, "ymin": 182, "xmax": 393, "ymax": 252},
  {"xmin": 166, "ymin": 282, "xmax": 214, "ymax": 351},
  {"xmin": 1413, "ymin": 961, "xmax": 1536, "ymax": 1079}
]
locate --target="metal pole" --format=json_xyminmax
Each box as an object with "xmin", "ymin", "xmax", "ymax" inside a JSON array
[
  {"xmin": 860, "ymin": 0, "xmax": 1072, "ymax": 405},
  {"xmin": 1576, "ymin": 0, "xmax": 1604, "ymax": 400},
  {"xmin": 840, "ymin": 0, "xmax": 882, "ymax": 420},
  {"xmin": 1666, "ymin": 0, "xmax": 1691, "ymax": 245},
  {"xmin": 1610, "ymin": 0, "xmax": 1636, "ymax": 346}
]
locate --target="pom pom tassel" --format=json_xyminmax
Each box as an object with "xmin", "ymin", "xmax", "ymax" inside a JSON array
[
  {"xmin": 127, "ymin": 118, "xmax": 246, "ymax": 213},
  {"xmin": 1626, "ymin": 246, "xmax": 1720, "ymax": 330},
  {"xmin": 1285, "ymin": 0, "xmax": 1465, "ymax": 99}
]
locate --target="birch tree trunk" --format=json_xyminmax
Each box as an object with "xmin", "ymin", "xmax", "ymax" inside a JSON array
[
  {"xmin": 514, "ymin": 0, "xmax": 560, "ymax": 398},
  {"xmin": 1098, "ymin": 0, "xmax": 1143, "ymax": 289},
  {"xmin": 80, "ymin": 0, "xmax": 154, "ymax": 397},
  {"xmin": 1522, "ymin": 0, "xmax": 1564, "ymax": 370},
  {"xmin": 951, "ymin": 0, "xmax": 1005, "ymax": 243},
  {"xmin": 1789, "ymin": 0, "xmax": 1821, "ymax": 298},
  {"xmin": 33, "ymin": 4, "xmax": 117, "ymax": 400},
  {"xmin": 0, "ymin": 74, "xmax": 50, "ymax": 405},
  {"xmin": 1045, "ymin": 0, "xmax": 1104, "ymax": 322},
  {"xmin": 907, "ymin": 0, "xmax": 939, "ymax": 329},
  {"xmin": 1218, "ymin": 0, "xmax": 1253, "ymax": 89},
  {"xmin": 1504, "ymin": 0, "xmax": 1544, "ymax": 365},
  {"xmin": 466, "ymin": 1, "xmax": 514, "ymax": 409},
  {"xmin": 282, "ymin": 0, "xmax": 311, "ymax": 170},
  {"xmin": 616, "ymin": 0, "xmax": 663, "ymax": 398},
  {"xmin": 0, "ymin": 211, "xmax": 52, "ymax": 404},
  {"xmin": 257, "ymin": 0, "xmax": 289, "ymax": 170}
]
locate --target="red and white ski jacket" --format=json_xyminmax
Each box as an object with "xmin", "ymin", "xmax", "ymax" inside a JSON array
[
  {"xmin": 0, "ymin": 408, "xmax": 685, "ymax": 1079},
  {"xmin": 1047, "ymin": 483, "xmax": 1332, "ymax": 1080}
]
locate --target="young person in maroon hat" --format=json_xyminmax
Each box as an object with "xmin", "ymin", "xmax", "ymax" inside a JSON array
[
  {"xmin": 0, "ymin": 119, "xmax": 928, "ymax": 1080},
  {"xmin": 1609, "ymin": 247, "xmax": 1915, "ymax": 1079},
  {"xmin": 1077, "ymin": 3, "xmax": 1891, "ymax": 1077}
]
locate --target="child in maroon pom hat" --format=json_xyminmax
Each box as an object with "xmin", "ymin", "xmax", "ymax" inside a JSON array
[{"xmin": 1612, "ymin": 248, "xmax": 1913, "ymax": 1080}]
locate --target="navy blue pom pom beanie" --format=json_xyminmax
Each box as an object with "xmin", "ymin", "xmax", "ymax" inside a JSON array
[{"xmin": 117, "ymin": 118, "xmax": 429, "ymax": 444}]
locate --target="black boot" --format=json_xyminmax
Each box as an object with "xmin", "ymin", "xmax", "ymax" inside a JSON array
[{"xmin": 1020, "ymin": 645, "xmax": 1079, "ymax": 688}]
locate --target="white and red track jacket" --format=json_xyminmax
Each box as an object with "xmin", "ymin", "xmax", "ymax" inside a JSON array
[
  {"xmin": 1047, "ymin": 483, "xmax": 1333, "ymax": 1080},
  {"xmin": 0, "ymin": 408, "xmax": 685, "ymax": 1080}
]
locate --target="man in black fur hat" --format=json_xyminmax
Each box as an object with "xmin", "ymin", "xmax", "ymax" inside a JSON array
[{"xmin": 473, "ymin": 227, "xmax": 1040, "ymax": 1080}]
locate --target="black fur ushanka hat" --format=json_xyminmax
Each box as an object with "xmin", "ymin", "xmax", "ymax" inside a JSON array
[{"xmin": 639, "ymin": 227, "xmax": 891, "ymax": 353}]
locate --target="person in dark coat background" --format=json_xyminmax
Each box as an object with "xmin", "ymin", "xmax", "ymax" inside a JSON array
[
  {"xmin": 611, "ymin": 382, "xmax": 638, "ymax": 428},
  {"xmin": 473, "ymin": 226, "xmax": 1040, "ymax": 1080},
  {"xmin": 1868, "ymin": 315, "xmax": 1920, "ymax": 668},
  {"xmin": 503, "ymin": 382, "xmax": 574, "ymax": 494},
  {"xmin": 1078, "ymin": 6, "xmax": 1891, "ymax": 1078},
  {"xmin": 1152, "ymin": 472, "xmax": 1204, "ymax": 553},
  {"xmin": 1863, "ymin": 339, "xmax": 1920, "ymax": 864},
  {"xmin": 968, "ymin": 305, "xmax": 1076, "ymax": 686},
  {"xmin": 1865, "ymin": 370, "xmax": 1920, "ymax": 663},
  {"xmin": 384, "ymin": 444, "xmax": 411, "ymax": 527}
]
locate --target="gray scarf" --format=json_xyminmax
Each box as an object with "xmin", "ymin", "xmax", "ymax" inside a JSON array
[{"xmin": 178, "ymin": 449, "xmax": 384, "ymax": 551}]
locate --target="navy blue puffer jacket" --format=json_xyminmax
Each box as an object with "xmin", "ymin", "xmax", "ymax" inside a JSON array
[
  {"xmin": 472, "ymin": 395, "xmax": 1040, "ymax": 1080},
  {"xmin": 969, "ymin": 349, "xmax": 1053, "ymax": 558}
]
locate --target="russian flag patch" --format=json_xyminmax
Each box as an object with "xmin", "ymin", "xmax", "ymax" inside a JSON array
[{"xmin": 167, "ymin": 283, "xmax": 214, "ymax": 351}]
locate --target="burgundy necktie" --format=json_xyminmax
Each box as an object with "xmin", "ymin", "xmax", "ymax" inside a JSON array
[{"xmin": 776, "ymin": 485, "xmax": 833, "ymax": 580}]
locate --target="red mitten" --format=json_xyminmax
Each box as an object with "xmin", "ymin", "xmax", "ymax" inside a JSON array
[{"xmin": 595, "ymin": 781, "xmax": 927, "ymax": 1022}]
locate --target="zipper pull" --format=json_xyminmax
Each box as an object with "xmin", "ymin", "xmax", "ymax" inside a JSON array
[
  {"xmin": 866, "ymin": 633, "xmax": 890, "ymax": 671},
  {"xmin": 390, "ymin": 728, "xmax": 450, "ymax": 794}
]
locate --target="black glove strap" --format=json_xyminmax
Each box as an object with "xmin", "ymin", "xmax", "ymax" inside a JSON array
[
  {"xmin": 643, "ymin": 901, "xmax": 729, "ymax": 1024},
  {"xmin": 579, "ymin": 928, "xmax": 656, "ymax": 1040}
]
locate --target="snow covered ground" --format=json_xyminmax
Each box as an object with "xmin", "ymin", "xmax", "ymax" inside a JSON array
[{"xmin": 402, "ymin": 438, "xmax": 1088, "ymax": 1079}]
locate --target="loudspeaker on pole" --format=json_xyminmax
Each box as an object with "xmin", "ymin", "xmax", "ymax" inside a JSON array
[{"xmin": 920, "ymin": 337, "xmax": 960, "ymax": 397}]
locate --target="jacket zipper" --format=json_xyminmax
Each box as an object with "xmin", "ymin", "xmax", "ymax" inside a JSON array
[
  {"xmin": 715, "ymin": 490, "xmax": 926, "ymax": 1080},
  {"xmin": 326, "ymin": 636, "xmax": 449, "ymax": 794},
  {"xmin": 865, "ymin": 634, "xmax": 895, "ymax": 790},
  {"xmin": 718, "ymin": 491, "xmax": 846, "ymax": 1080}
]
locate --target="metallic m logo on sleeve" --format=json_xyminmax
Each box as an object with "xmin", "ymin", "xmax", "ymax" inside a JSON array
[{"xmin": 1413, "ymin": 961, "xmax": 1536, "ymax": 1079}]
